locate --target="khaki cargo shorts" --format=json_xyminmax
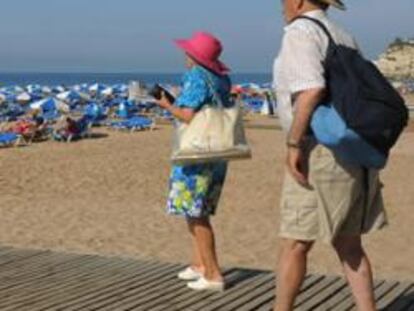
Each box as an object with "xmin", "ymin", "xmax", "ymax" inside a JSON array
[{"xmin": 279, "ymin": 144, "xmax": 388, "ymax": 244}]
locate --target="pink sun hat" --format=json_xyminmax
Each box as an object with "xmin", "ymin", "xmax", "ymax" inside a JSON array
[{"xmin": 174, "ymin": 31, "xmax": 230, "ymax": 75}]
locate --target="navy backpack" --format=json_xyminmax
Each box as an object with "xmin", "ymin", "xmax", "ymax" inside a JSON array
[{"xmin": 296, "ymin": 16, "xmax": 409, "ymax": 169}]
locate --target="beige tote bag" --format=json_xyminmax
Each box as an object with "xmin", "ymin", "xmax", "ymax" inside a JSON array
[{"xmin": 171, "ymin": 75, "xmax": 251, "ymax": 164}]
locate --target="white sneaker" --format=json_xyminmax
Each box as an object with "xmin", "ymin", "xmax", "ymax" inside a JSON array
[
  {"xmin": 177, "ymin": 267, "xmax": 203, "ymax": 281},
  {"xmin": 187, "ymin": 276, "xmax": 225, "ymax": 292}
]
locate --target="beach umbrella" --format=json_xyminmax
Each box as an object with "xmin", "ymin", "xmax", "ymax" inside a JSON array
[
  {"xmin": 73, "ymin": 84, "xmax": 88, "ymax": 93},
  {"xmin": 42, "ymin": 86, "xmax": 52, "ymax": 95},
  {"xmin": 56, "ymin": 90, "xmax": 89, "ymax": 102},
  {"xmin": 53, "ymin": 85, "xmax": 67, "ymax": 94},
  {"xmin": 89, "ymin": 83, "xmax": 107, "ymax": 94},
  {"xmin": 74, "ymin": 83, "xmax": 90, "ymax": 93},
  {"xmin": 26, "ymin": 84, "xmax": 42, "ymax": 94},
  {"xmin": 239, "ymin": 83, "xmax": 263, "ymax": 91},
  {"xmin": 261, "ymin": 82, "xmax": 273, "ymax": 89},
  {"xmin": 101, "ymin": 87, "xmax": 114, "ymax": 97},
  {"xmin": 2, "ymin": 103, "xmax": 24, "ymax": 120},
  {"xmin": 104, "ymin": 97, "xmax": 123, "ymax": 108},
  {"xmin": 0, "ymin": 93, "xmax": 7, "ymax": 104},
  {"xmin": 112, "ymin": 84, "xmax": 128, "ymax": 94},
  {"xmin": 0, "ymin": 92, "xmax": 16, "ymax": 103},
  {"xmin": 73, "ymin": 84, "xmax": 90, "ymax": 93},
  {"xmin": 17, "ymin": 92, "xmax": 32, "ymax": 103},
  {"xmin": 30, "ymin": 97, "xmax": 68, "ymax": 113},
  {"xmin": 29, "ymin": 92, "xmax": 45, "ymax": 102},
  {"xmin": 84, "ymin": 102, "xmax": 105, "ymax": 120},
  {"xmin": 4, "ymin": 86, "xmax": 24, "ymax": 94},
  {"xmin": 56, "ymin": 91, "xmax": 79, "ymax": 101},
  {"xmin": 0, "ymin": 91, "xmax": 16, "ymax": 102},
  {"xmin": 116, "ymin": 100, "xmax": 136, "ymax": 118}
]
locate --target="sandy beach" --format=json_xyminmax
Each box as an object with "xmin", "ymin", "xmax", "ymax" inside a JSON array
[{"xmin": 0, "ymin": 117, "xmax": 413, "ymax": 281}]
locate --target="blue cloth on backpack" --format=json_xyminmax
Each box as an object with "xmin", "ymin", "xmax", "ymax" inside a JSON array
[{"xmin": 311, "ymin": 104, "xmax": 387, "ymax": 169}]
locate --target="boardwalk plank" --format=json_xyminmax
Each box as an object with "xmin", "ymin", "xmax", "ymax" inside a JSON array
[
  {"xmin": 52, "ymin": 261, "xmax": 178, "ymax": 310},
  {"xmin": 332, "ymin": 280, "xmax": 384, "ymax": 311},
  {"xmin": 62, "ymin": 263, "xmax": 184, "ymax": 311},
  {"xmin": 79, "ymin": 264, "xmax": 186, "ymax": 311},
  {"xmin": 37, "ymin": 260, "xmax": 160, "ymax": 309},
  {"xmin": 0, "ymin": 247, "xmax": 26, "ymax": 260},
  {"xmin": 382, "ymin": 285, "xmax": 414, "ymax": 311},
  {"xmin": 1, "ymin": 257, "xmax": 141, "ymax": 303},
  {"xmin": 0, "ymin": 255, "xmax": 113, "ymax": 300},
  {"xmin": 377, "ymin": 282, "xmax": 413, "ymax": 310},
  {"xmin": 30, "ymin": 260, "xmax": 161, "ymax": 311},
  {"xmin": 293, "ymin": 275, "xmax": 339, "ymax": 308},
  {"xmin": 183, "ymin": 271, "xmax": 272, "ymax": 311},
  {"xmin": 134, "ymin": 269, "xmax": 240, "ymax": 311},
  {"xmin": 0, "ymin": 249, "xmax": 49, "ymax": 271},
  {"xmin": 147, "ymin": 268, "xmax": 241, "ymax": 311},
  {"xmin": 0, "ymin": 247, "xmax": 409, "ymax": 311},
  {"xmin": 313, "ymin": 284, "xmax": 352, "ymax": 310},
  {"xmin": 93, "ymin": 268, "xmax": 236, "ymax": 311},
  {"xmin": 0, "ymin": 257, "xmax": 135, "ymax": 310},
  {"xmin": 348, "ymin": 280, "xmax": 399, "ymax": 311},
  {"xmin": 240, "ymin": 275, "xmax": 325, "ymax": 311},
  {"xmin": 0, "ymin": 253, "xmax": 90, "ymax": 291},
  {"xmin": 297, "ymin": 277, "xmax": 347, "ymax": 310}
]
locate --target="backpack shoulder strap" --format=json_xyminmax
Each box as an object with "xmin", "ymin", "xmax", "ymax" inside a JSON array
[{"xmin": 292, "ymin": 16, "xmax": 336, "ymax": 46}]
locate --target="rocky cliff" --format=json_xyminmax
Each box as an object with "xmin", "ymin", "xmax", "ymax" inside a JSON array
[{"xmin": 376, "ymin": 39, "xmax": 414, "ymax": 80}]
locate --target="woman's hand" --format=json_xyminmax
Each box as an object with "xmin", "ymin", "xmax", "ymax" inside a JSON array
[
  {"xmin": 154, "ymin": 91, "xmax": 173, "ymax": 110},
  {"xmin": 155, "ymin": 91, "xmax": 195, "ymax": 124}
]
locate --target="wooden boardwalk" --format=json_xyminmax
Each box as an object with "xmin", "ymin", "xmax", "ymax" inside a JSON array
[{"xmin": 0, "ymin": 247, "xmax": 411, "ymax": 310}]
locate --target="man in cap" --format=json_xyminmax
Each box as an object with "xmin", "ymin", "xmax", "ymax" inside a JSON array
[{"xmin": 273, "ymin": 0, "xmax": 387, "ymax": 310}]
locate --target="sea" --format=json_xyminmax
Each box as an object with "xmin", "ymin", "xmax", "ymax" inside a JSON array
[{"xmin": 0, "ymin": 73, "xmax": 272, "ymax": 87}]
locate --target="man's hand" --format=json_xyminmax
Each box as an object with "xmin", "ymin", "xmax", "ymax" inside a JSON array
[
  {"xmin": 285, "ymin": 88, "xmax": 325, "ymax": 187},
  {"xmin": 286, "ymin": 146, "xmax": 310, "ymax": 187}
]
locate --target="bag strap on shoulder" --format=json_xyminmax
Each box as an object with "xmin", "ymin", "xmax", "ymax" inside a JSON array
[
  {"xmin": 198, "ymin": 66, "xmax": 225, "ymax": 109},
  {"xmin": 292, "ymin": 16, "xmax": 336, "ymax": 46}
]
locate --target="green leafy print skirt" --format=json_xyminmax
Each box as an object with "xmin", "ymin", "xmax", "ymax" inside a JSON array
[{"xmin": 167, "ymin": 161, "xmax": 228, "ymax": 218}]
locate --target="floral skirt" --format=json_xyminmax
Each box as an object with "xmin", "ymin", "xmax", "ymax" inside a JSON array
[{"xmin": 167, "ymin": 161, "xmax": 228, "ymax": 218}]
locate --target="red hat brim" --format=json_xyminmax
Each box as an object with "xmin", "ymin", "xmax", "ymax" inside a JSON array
[{"xmin": 174, "ymin": 39, "xmax": 230, "ymax": 75}]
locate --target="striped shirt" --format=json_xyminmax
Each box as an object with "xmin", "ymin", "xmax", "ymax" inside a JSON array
[{"xmin": 273, "ymin": 9, "xmax": 358, "ymax": 132}]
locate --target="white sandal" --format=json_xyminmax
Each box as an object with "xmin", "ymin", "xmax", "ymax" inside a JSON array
[
  {"xmin": 177, "ymin": 267, "xmax": 203, "ymax": 281},
  {"xmin": 187, "ymin": 276, "xmax": 225, "ymax": 292}
]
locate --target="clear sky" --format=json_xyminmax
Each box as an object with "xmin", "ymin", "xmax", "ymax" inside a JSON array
[{"xmin": 0, "ymin": 0, "xmax": 412, "ymax": 73}]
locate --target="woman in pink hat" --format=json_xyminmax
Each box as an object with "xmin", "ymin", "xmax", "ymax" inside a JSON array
[{"xmin": 154, "ymin": 31, "xmax": 232, "ymax": 292}]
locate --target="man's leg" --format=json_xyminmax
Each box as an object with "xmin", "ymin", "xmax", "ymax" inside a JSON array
[
  {"xmin": 274, "ymin": 239, "xmax": 314, "ymax": 311},
  {"xmin": 333, "ymin": 235, "xmax": 376, "ymax": 311}
]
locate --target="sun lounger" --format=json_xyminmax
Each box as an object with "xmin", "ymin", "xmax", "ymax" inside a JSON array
[
  {"xmin": 42, "ymin": 111, "xmax": 61, "ymax": 123},
  {"xmin": 108, "ymin": 116, "xmax": 154, "ymax": 132},
  {"xmin": 0, "ymin": 132, "xmax": 21, "ymax": 147},
  {"xmin": 83, "ymin": 103, "xmax": 108, "ymax": 126},
  {"xmin": 53, "ymin": 117, "xmax": 92, "ymax": 143}
]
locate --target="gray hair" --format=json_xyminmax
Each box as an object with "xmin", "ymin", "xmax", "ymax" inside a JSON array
[{"xmin": 307, "ymin": 0, "xmax": 329, "ymax": 10}]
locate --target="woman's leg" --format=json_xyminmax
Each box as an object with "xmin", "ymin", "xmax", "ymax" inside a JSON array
[
  {"xmin": 186, "ymin": 219, "xmax": 204, "ymax": 274},
  {"xmin": 187, "ymin": 217, "xmax": 222, "ymax": 281},
  {"xmin": 333, "ymin": 235, "xmax": 376, "ymax": 311}
]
